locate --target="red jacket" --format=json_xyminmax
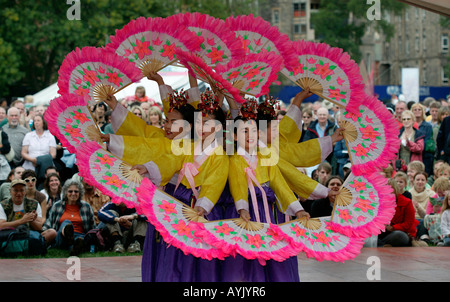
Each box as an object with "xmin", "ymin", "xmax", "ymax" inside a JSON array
[{"xmin": 391, "ymin": 194, "xmax": 419, "ymax": 237}]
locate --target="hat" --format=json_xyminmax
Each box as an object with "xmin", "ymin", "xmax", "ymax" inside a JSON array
[
  {"xmin": 10, "ymin": 179, "xmax": 26, "ymax": 188},
  {"xmin": 343, "ymin": 162, "xmax": 352, "ymax": 170}
]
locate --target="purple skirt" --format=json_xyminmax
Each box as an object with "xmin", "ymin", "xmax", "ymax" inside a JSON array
[
  {"xmin": 141, "ymin": 183, "xmax": 222, "ymax": 282},
  {"xmin": 221, "ymin": 185, "xmax": 300, "ymax": 282}
]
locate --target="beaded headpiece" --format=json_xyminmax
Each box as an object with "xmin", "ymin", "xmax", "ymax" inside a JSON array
[
  {"xmin": 257, "ymin": 95, "xmax": 279, "ymax": 120},
  {"xmin": 167, "ymin": 89, "xmax": 188, "ymax": 112},
  {"xmin": 239, "ymin": 97, "xmax": 258, "ymax": 120},
  {"xmin": 198, "ymin": 90, "xmax": 221, "ymax": 117}
]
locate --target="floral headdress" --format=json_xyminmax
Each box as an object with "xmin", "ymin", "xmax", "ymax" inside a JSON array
[
  {"xmin": 167, "ymin": 89, "xmax": 188, "ymax": 112},
  {"xmin": 239, "ymin": 97, "xmax": 258, "ymax": 120},
  {"xmin": 198, "ymin": 90, "xmax": 221, "ymax": 117},
  {"xmin": 257, "ymin": 95, "xmax": 280, "ymax": 120}
]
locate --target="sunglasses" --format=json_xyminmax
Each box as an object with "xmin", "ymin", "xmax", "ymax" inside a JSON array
[
  {"xmin": 24, "ymin": 177, "xmax": 36, "ymax": 183},
  {"xmin": 402, "ymin": 118, "xmax": 411, "ymax": 121},
  {"xmin": 68, "ymin": 190, "xmax": 79, "ymax": 194}
]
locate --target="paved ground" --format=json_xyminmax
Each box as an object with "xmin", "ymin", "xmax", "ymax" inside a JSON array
[{"xmin": 0, "ymin": 247, "xmax": 448, "ymax": 282}]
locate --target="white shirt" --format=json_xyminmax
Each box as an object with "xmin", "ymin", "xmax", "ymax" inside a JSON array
[
  {"xmin": 0, "ymin": 202, "xmax": 42, "ymax": 221},
  {"xmin": 22, "ymin": 130, "xmax": 56, "ymax": 170}
]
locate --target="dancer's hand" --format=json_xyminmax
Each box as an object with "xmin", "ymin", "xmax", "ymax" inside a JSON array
[
  {"xmin": 295, "ymin": 210, "xmax": 310, "ymax": 220},
  {"xmin": 291, "ymin": 87, "xmax": 313, "ymax": 108},
  {"xmin": 239, "ymin": 209, "xmax": 251, "ymax": 222},
  {"xmin": 100, "ymin": 133, "xmax": 110, "ymax": 143},
  {"xmin": 194, "ymin": 206, "xmax": 206, "ymax": 217},
  {"xmin": 147, "ymin": 72, "xmax": 164, "ymax": 86},
  {"xmin": 331, "ymin": 127, "xmax": 345, "ymax": 144},
  {"xmin": 131, "ymin": 164, "xmax": 148, "ymax": 176},
  {"xmin": 104, "ymin": 94, "xmax": 118, "ymax": 110}
]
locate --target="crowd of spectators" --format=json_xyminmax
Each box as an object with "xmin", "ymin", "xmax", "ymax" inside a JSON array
[{"xmin": 0, "ymin": 89, "xmax": 449, "ymax": 258}]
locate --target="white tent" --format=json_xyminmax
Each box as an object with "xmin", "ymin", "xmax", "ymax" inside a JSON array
[{"xmin": 32, "ymin": 66, "xmax": 200, "ymax": 106}]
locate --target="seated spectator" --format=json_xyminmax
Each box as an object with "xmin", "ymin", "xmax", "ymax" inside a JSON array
[
  {"xmin": 42, "ymin": 179, "xmax": 96, "ymax": 256},
  {"xmin": 21, "ymin": 170, "xmax": 47, "ymax": 222},
  {"xmin": 427, "ymin": 160, "xmax": 445, "ymax": 187},
  {"xmin": 406, "ymin": 161, "xmax": 429, "ymax": 190},
  {"xmin": 393, "ymin": 171, "xmax": 412, "ymax": 200},
  {"xmin": 98, "ymin": 202, "xmax": 147, "ymax": 253},
  {"xmin": 0, "ymin": 128, "xmax": 13, "ymax": 185},
  {"xmin": 79, "ymin": 176, "xmax": 110, "ymax": 225},
  {"xmin": 435, "ymin": 162, "xmax": 450, "ymax": 179},
  {"xmin": 310, "ymin": 176, "xmax": 343, "ymax": 218},
  {"xmin": 21, "ymin": 115, "xmax": 57, "ymax": 178},
  {"xmin": 0, "ymin": 179, "xmax": 51, "ymax": 254},
  {"xmin": 423, "ymin": 178, "xmax": 450, "ymax": 245},
  {"xmin": 0, "ymin": 166, "xmax": 25, "ymax": 201},
  {"xmin": 39, "ymin": 173, "xmax": 62, "ymax": 221},
  {"xmin": 377, "ymin": 179, "xmax": 418, "ymax": 247}
]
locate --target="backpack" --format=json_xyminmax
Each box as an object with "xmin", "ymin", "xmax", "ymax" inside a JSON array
[
  {"xmin": 83, "ymin": 227, "xmax": 111, "ymax": 252},
  {"xmin": 0, "ymin": 226, "xmax": 46, "ymax": 257}
]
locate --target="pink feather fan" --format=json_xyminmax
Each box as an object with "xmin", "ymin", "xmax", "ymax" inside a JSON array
[
  {"xmin": 167, "ymin": 12, "xmax": 245, "ymax": 68},
  {"xmin": 45, "ymin": 93, "xmax": 101, "ymax": 154},
  {"xmin": 281, "ymin": 40, "xmax": 365, "ymax": 111},
  {"xmin": 225, "ymin": 14, "xmax": 298, "ymax": 70},
  {"xmin": 215, "ymin": 51, "xmax": 283, "ymax": 98},
  {"xmin": 176, "ymin": 49, "xmax": 245, "ymax": 104},
  {"xmin": 105, "ymin": 16, "xmax": 201, "ymax": 77},
  {"xmin": 57, "ymin": 46, "xmax": 142, "ymax": 106}
]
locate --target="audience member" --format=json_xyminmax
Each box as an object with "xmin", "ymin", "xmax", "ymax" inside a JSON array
[
  {"xmin": 406, "ymin": 161, "xmax": 428, "ymax": 190},
  {"xmin": 411, "ymin": 103, "xmax": 434, "ymax": 175},
  {"xmin": 98, "ymin": 201, "xmax": 147, "ymax": 253},
  {"xmin": 21, "ymin": 170, "xmax": 47, "ymax": 221},
  {"xmin": 147, "ymin": 106, "xmax": 163, "ymax": 128},
  {"xmin": 440, "ymin": 193, "xmax": 450, "ymax": 246},
  {"xmin": 300, "ymin": 107, "xmax": 313, "ymax": 142},
  {"xmin": 0, "ymin": 107, "xmax": 7, "ymax": 128},
  {"xmin": 436, "ymin": 116, "xmax": 450, "ymax": 164},
  {"xmin": 42, "ymin": 179, "xmax": 96, "ymax": 256},
  {"xmin": 79, "ymin": 176, "xmax": 110, "ymax": 225},
  {"xmin": 310, "ymin": 176, "xmax": 343, "ymax": 218},
  {"xmin": 92, "ymin": 102, "xmax": 108, "ymax": 130},
  {"xmin": 398, "ymin": 110, "xmax": 425, "ymax": 165},
  {"xmin": 2, "ymin": 107, "xmax": 29, "ymax": 168},
  {"xmin": 394, "ymin": 101, "xmax": 408, "ymax": 128},
  {"xmin": 393, "ymin": 171, "xmax": 412, "ymax": 199},
  {"xmin": 0, "ymin": 128, "xmax": 12, "ymax": 183},
  {"xmin": 377, "ymin": 179, "xmax": 418, "ymax": 247},
  {"xmin": 39, "ymin": 173, "xmax": 63, "ymax": 221},
  {"xmin": 316, "ymin": 162, "xmax": 332, "ymax": 185}
]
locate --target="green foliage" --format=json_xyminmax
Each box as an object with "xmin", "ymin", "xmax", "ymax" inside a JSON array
[{"xmin": 311, "ymin": 0, "xmax": 405, "ymax": 62}]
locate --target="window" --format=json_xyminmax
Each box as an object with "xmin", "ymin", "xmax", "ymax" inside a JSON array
[
  {"xmin": 293, "ymin": 2, "xmax": 306, "ymax": 17},
  {"xmin": 442, "ymin": 67, "xmax": 449, "ymax": 85},
  {"xmin": 272, "ymin": 9, "xmax": 279, "ymax": 24},
  {"xmin": 442, "ymin": 34, "xmax": 449, "ymax": 53},
  {"xmin": 294, "ymin": 24, "xmax": 306, "ymax": 35}
]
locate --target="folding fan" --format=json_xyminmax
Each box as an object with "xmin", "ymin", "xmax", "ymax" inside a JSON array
[
  {"xmin": 214, "ymin": 51, "xmax": 283, "ymax": 98},
  {"xmin": 45, "ymin": 93, "xmax": 101, "ymax": 154},
  {"xmin": 105, "ymin": 16, "xmax": 201, "ymax": 78},
  {"xmin": 278, "ymin": 216, "xmax": 365, "ymax": 262},
  {"xmin": 191, "ymin": 218, "xmax": 298, "ymax": 264},
  {"xmin": 137, "ymin": 178, "xmax": 231, "ymax": 261},
  {"xmin": 329, "ymin": 172, "xmax": 396, "ymax": 239},
  {"xmin": 338, "ymin": 94, "xmax": 400, "ymax": 176},
  {"xmin": 176, "ymin": 49, "xmax": 246, "ymax": 104},
  {"xmin": 75, "ymin": 140, "xmax": 144, "ymax": 211},
  {"xmin": 225, "ymin": 14, "xmax": 298, "ymax": 70},
  {"xmin": 167, "ymin": 12, "xmax": 245, "ymax": 67},
  {"xmin": 280, "ymin": 40, "xmax": 365, "ymax": 110},
  {"xmin": 57, "ymin": 46, "xmax": 142, "ymax": 106}
]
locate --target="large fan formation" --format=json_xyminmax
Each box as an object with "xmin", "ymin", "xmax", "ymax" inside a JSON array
[{"xmin": 47, "ymin": 13, "xmax": 400, "ymax": 264}]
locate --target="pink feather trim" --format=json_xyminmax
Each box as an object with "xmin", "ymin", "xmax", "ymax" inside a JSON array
[
  {"xmin": 137, "ymin": 178, "xmax": 231, "ymax": 261},
  {"xmin": 166, "ymin": 12, "xmax": 245, "ymax": 66},
  {"xmin": 329, "ymin": 172, "xmax": 396, "ymax": 239},
  {"xmin": 105, "ymin": 16, "xmax": 201, "ymax": 58},
  {"xmin": 176, "ymin": 49, "xmax": 246, "ymax": 104},
  {"xmin": 57, "ymin": 46, "xmax": 142, "ymax": 97},
  {"xmin": 225, "ymin": 14, "xmax": 298, "ymax": 69},
  {"xmin": 45, "ymin": 93, "xmax": 88, "ymax": 154},
  {"xmin": 75, "ymin": 141, "xmax": 143, "ymax": 212},
  {"xmin": 214, "ymin": 51, "xmax": 282, "ymax": 97}
]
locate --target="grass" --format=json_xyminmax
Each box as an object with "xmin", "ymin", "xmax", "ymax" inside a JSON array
[{"xmin": 2, "ymin": 248, "xmax": 143, "ymax": 259}]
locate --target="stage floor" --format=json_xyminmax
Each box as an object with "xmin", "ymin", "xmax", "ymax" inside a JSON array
[{"xmin": 0, "ymin": 247, "xmax": 448, "ymax": 282}]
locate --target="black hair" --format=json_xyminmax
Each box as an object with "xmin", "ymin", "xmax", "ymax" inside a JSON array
[{"xmin": 172, "ymin": 103, "xmax": 196, "ymax": 139}]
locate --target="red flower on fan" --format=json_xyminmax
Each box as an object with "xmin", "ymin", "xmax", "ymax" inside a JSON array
[
  {"xmin": 238, "ymin": 36, "xmax": 251, "ymax": 53},
  {"xmin": 246, "ymin": 79, "xmax": 260, "ymax": 91},
  {"xmin": 245, "ymin": 234, "xmax": 265, "ymax": 249},
  {"xmin": 133, "ymin": 39, "xmax": 152, "ymax": 59},
  {"xmin": 97, "ymin": 153, "xmax": 116, "ymax": 167},
  {"xmin": 328, "ymin": 88, "xmax": 346, "ymax": 102},
  {"xmin": 349, "ymin": 179, "xmax": 367, "ymax": 192},
  {"xmin": 313, "ymin": 62, "xmax": 334, "ymax": 80},
  {"xmin": 106, "ymin": 71, "xmax": 123, "ymax": 87},
  {"xmin": 227, "ymin": 70, "xmax": 241, "ymax": 81},
  {"xmin": 82, "ymin": 68, "xmax": 99, "ymax": 86},
  {"xmin": 337, "ymin": 209, "xmax": 353, "ymax": 223},
  {"xmin": 314, "ymin": 231, "xmax": 332, "ymax": 246},
  {"xmin": 72, "ymin": 110, "xmax": 90, "ymax": 124},
  {"xmin": 344, "ymin": 110, "xmax": 362, "ymax": 122},
  {"xmin": 266, "ymin": 227, "xmax": 283, "ymax": 242},
  {"xmin": 291, "ymin": 224, "xmax": 307, "ymax": 238},
  {"xmin": 172, "ymin": 220, "xmax": 193, "ymax": 238},
  {"xmin": 64, "ymin": 125, "xmax": 83, "ymax": 140},
  {"xmin": 353, "ymin": 143, "xmax": 370, "ymax": 158},
  {"xmin": 74, "ymin": 86, "xmax": 89, "ymax": 97},
  {"xmin": 355, "ymin": 197, "xmax": 375, "ymax": 213},
  {"xmin": 292, "ymin": 63, "xmax": 305, "ymax": 76},
  {"xmin": 161, "ymin": 43, "xmax": 176, "ymax": 60},
  {"xmin": 153, "ymin": 37, "xmax": 162, "ymax": 46},
  {"xmin": 206, "ymin": 47, "xmax": 225, "ymax": 64},
  {"xmin": 243, "ymin": 68, "xmax": 260, "ymax": 80},
  {"xmin": 214, "ymin": 223, "xmax": 234, "ymax": 236},
  {"xmin": 103, "ymin": 174, "xmax": 126, "ymax": 188},
  {"xmin": 360, "ymin": 125, "xmax": 380, "ymax": 142},
  {"xmin": 158, "ymin": 200, "xmax": 177, "ymax": 215}
]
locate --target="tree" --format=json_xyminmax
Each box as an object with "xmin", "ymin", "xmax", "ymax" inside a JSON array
[{"xmin": 311, "ymin": 0, "xmax": 405, "ymax": 62}]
